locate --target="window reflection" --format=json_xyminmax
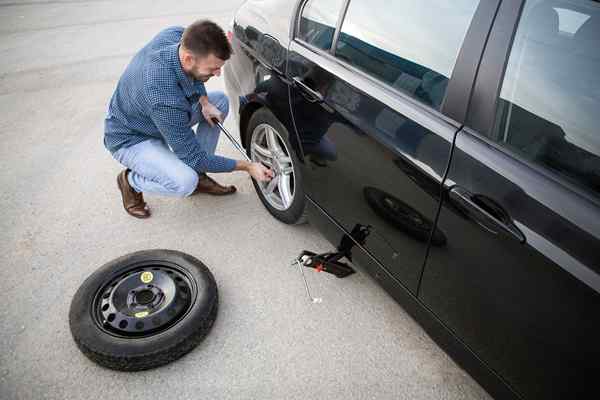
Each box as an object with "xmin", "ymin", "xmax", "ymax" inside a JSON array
[
  {"xmin": 334, "ymin": 0, "xmax": 480, "ymax": 109},
  {"xmin": 494, "ymin": 0, "xmax": 600, "ymax": 195},
  {"xmin": 298, "ymin": 0, "xmax": 345, "ymax": 50}
]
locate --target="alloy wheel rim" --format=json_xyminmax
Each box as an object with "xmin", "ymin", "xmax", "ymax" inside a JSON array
[{"xmin": 250, "ymin": 123, "xmax": 295, "ymax": 211}]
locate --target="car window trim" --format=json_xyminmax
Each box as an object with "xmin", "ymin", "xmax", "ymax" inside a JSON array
[
  {"xmin": 444, "ymin": 0, "xmax": 501, "ymax": 122},
  {"xmin": 466, "ymin": 0, "xmax": 600, "ymax": 205},
  {"xmin": 467, "ymin": 0, "xmax": 524, "ymax": 135},
  {"xmin": 289, "ymin": 39, "xmax": 461, "ymax": 143},
  {"xmin": 329, "ymin": 0, "xmax": 351, "ymax": 55},
  {"xmin": 291, "ymin": 0, "xmax": 497, "ymax": 125},
  {"xmin": 464, "ymin": 124, "xmax": 600, "ymax": 207},
  {"xmin": 292, "ymin": 0, "xmax": 350, "ymax": 53}
]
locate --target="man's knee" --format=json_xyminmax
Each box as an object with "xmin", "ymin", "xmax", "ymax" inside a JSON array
[
  {"xmin": 209, "ymin": 91, "xmax": 229, "ymax": 118},
  {"xmin": 168, "ymin": 168, "xmax": 198, "ymax": 197}
]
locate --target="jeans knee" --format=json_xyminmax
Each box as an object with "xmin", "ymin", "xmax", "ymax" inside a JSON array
[
  {"xmin": 210, "ymin": 91, "xmax": 229, "ymax": 118},
  {"xmin": 170, "ymin": 169, "xmax": 198, "ymax": 197}
]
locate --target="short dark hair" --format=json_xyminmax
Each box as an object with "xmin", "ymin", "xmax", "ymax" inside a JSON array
[{"xmin": 181, "ymin": 20, "xmax": 232, "ymax": 60}]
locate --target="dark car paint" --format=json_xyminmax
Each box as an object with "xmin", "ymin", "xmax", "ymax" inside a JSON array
[
  {"xmin": 225, "ymin": 1, "xmax": 600, "ymax": 399},
  {"xmin": 285, "ymin": 46, "xmax": 458, "ymax": 295}
]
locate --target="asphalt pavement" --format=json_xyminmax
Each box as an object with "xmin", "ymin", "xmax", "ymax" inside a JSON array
[{"xmin": 0, "ymin": 1, "xmax": 491, "ymax": 399}]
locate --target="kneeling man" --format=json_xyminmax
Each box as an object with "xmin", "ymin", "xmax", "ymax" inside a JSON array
[{"xmin": 104, "ymin": 20, "xmax": 273, "ymax": 218}]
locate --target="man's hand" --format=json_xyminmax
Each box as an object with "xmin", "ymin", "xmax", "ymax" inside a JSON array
[
  {"xmin": 248, "ymin": 162, "xmax": 275, "ymax": 182},
  {"xmin": 200, "ymin": 100, "xmax": 222, "ymax": 127},
  {"xmin": 235, "ymin": 160, "xmax": 274, "ymax": 182}
]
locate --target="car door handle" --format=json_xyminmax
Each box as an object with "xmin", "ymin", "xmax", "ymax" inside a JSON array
[
  {"xmin": 448, "ymin": 186, "xmax": 525, "ymax": 243},
  {"xmin": 292, "ymin": 76, "xmax": 324, "ymax": 102}
]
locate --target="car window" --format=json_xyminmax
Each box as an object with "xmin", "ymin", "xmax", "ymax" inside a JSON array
[
  {"xmin": 491, "ymin": 0, "xmax": 600, "ymax": 197},
  {"xmin": 297, "ymin": 0, "xmax": 345, "ymax": 51},
  {"xmin": 334, "ymin": 0, "xmax": 481, "ymax": 110}
]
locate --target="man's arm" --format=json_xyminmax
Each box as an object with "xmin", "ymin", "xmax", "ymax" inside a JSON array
[
  {"xmin": 199, "ymin": 95, "xmax": 221, "ymax": 127},
  {"xmin": 149, "ymin": 102, "xmax": 274, "ymax": 181},
  {"xmin": 149, "ymin": 102, "xmax": 236, "ymax": 173}
]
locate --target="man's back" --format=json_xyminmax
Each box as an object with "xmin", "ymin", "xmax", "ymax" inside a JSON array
[{"xmin": 104, "ymin": 26, "xmax": 189, "ymax": 153}]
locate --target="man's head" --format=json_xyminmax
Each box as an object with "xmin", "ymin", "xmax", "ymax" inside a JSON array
[{"xmin": 179, "ymin": 20, "xmax": 232, "ymax": 82}]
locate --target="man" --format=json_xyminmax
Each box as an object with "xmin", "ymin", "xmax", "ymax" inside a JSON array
[{"xmin": 104, "ymin": 20, "xmax": 273, "ymax": 218}]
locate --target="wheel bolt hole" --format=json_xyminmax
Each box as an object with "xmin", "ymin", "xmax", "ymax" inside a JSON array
[
  {"xmin": 135, "ymin": 322, "xmax": 144, "ymax": 330},
  {"xmin": 119, "ymin": 320, "xmax": 128, "ymax": 329},
  {"xmin": 101, "ymin": 304, "xmax": 109, "ymax": 312},
  {"xmin": 175, "ymin": 277, "xmax": 183, "ymax": 282},
  {"xmin": 107, "ymin": 313, "xmax": 116, "ymax": 322}
]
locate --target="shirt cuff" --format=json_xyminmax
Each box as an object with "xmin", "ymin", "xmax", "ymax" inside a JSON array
[{"xmin": 223, "ymin": 157, "xmax": 237, "ymax": 172}]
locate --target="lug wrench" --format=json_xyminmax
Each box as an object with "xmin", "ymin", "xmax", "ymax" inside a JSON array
[
  {"xmin": 292, "ymin": 256, "xmax": 323, "ymax": 303},
  {"xmin": 211, "ymin": 118, "xmax": 251, "ymax": 162},
  {"xmin": 212, "ymin": 118, "xmax": 321, "ymax": 304}
]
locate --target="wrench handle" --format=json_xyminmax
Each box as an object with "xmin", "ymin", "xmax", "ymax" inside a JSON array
[{"xmin": 211, "ymin": 118, "xmax": 252, "ymax": 162}]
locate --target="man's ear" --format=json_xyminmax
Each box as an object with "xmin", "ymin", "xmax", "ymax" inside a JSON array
[{"xmin": 181, "ymin": 50, "xmax": 195, "ymax": 70}]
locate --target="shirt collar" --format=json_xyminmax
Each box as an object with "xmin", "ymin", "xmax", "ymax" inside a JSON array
[{"xmin": 168, "ymin": 43, "xmax": 200, "ymax": 98}]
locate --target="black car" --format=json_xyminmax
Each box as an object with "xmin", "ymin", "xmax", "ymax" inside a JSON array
[{"xmin": 223, "ymin": 0, "xmax": 600, "ymax": 398}]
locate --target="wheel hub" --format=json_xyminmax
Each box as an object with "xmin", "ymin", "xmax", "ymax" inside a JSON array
[
  {"xmin": 128, "ymin": 285, "xmax": 163, "ymax": 310},
  {"xmin": 250, "ymin": 123, "xmax": 295, "ymax": 211},
  {"xmin": 96, "ymin": 267, "xmax": 194, "ymax": 336}
]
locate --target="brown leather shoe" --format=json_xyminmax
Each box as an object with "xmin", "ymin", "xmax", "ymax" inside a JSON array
[
  {"xmin": 192, "ymin": 174, "xmax": 237, "ymax": 196},
  {"xmin": 117, "ymin": 169, "xmax": 151, "ymax": 219}
]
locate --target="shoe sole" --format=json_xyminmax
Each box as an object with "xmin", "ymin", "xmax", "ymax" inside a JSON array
[{"xmin": 192, "ymin": 188, "xmax": 237, "ymax": 196}]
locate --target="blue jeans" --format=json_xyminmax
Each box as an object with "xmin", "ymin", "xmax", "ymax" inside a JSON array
[{"xmin": 112, "ymin": 91, "xmax": 229, "ymax": 197}]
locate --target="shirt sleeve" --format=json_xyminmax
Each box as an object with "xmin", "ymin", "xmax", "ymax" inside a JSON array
[
  {"xmin": 149, "ymin": 103, "xmax": 236, "ymax": 173},
  {"xmin": 193, "ymin": 80, "xmax": 207, "ymax": 98}
]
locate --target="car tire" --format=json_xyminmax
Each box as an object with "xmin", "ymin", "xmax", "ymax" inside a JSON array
[
  {"xmin": 246, "ymin": 107, "xmax": 307, "ymax": 225},
  {"xmin": 69, "ymin": 249, "xmax": 218, "ymax": 371}
]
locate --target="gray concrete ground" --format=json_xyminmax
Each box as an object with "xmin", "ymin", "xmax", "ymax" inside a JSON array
[{"xmin": 0, "ymin": 1, "xmax": 491, "ymax": 399}]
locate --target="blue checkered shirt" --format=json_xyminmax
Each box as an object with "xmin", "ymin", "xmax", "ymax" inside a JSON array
[{"xmin": 104, "ymin": 26, "xmax": 236, "ymax": 173}]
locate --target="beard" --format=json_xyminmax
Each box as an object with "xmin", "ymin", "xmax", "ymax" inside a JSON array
[{"xmin": 193, "ymin": 72, "xmax": 213, "ymax": 82}]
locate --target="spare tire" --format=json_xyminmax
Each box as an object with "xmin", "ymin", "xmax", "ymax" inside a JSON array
[{"xmin": 69, "ymin": 249, "xmax": 218, "ymax": 371}]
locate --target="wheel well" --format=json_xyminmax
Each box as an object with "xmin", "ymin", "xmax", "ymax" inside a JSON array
[{"xmin": 239, "ymin": 102, "xmax": 264, "ymax": 148}]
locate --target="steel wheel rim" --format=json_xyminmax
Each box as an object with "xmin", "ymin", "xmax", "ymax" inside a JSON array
[
  {"xmin": 250, "ymin": 123, "xmax": 295, "ymax": 211},
  {"xmin": 91, "ymin": 262, "xmax": 198, "ymax": 338}
]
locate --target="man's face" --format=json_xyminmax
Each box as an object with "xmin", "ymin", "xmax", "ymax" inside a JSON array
[{"xmin": 188, "ymin": 53, "xmax": 225, "ymax": 82}]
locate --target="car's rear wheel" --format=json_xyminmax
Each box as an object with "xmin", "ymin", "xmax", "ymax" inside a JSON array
[{"xmin": 246, "ymin": 108, "xmax": 306, "ymax": 224}]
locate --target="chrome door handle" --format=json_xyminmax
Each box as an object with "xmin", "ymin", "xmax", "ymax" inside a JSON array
[
  {"xmin": 292, "ymin": 76, "xmax": 324, "ymax": 102},
  {"xmin": 449, "ymin": 186, "xmax": 525, "ymax": 243}
]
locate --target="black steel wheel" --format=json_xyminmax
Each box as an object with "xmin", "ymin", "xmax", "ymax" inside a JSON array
[{"xmin": 69, "ymin": 249, "xmax": 218, "ymax": 371}]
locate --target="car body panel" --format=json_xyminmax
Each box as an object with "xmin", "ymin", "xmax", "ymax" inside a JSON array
[
  {"xmin": 420, "ymin": 127, "xmax": 600, "ymax": 399},
  {"xmin": 419, "ymin": 1, "xmax": 600, "ymax": 398},
  {"xmin": 286, "ymin": 39, "xmax": 457, "ymax": 295}
]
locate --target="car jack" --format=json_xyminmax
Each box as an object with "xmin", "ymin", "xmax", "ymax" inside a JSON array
[
  {"xmin": 294, "ymin": 250, "xmax": 356, "ymax": 278},
  {"xmin": 291, "ymin": 224, "xmax": 371, "ymax": 303}
]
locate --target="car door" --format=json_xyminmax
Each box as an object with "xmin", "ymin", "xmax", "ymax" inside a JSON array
[
  {"xmin": 286, "ymin": 0, "xmax": 491, "ymax": 294},
  {"xmin": 418, "ymin": 0, "xmax": 600, "ymax": 398}
]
